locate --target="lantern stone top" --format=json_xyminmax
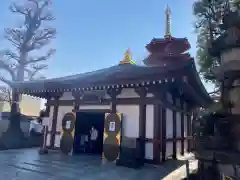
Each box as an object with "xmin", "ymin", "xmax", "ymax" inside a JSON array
[{"xmin": 209, "ymin": 11, "xmax": 240, "ymax": 58}]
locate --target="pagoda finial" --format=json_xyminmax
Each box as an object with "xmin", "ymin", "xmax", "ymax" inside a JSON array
[
  {"xmin": 119, "ymin": 48, "xmax": 136, "ymax": 65},
  {"xmin": 165, "ymin": 5, "xmax": 171, "ymax": 38}
]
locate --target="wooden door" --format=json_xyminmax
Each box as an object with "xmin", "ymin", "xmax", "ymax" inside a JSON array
[
  {"xmin": 102, "ymin": 113, "xmax": 122, "ymax": 162},
  {"xmin": 60, "ymin": 112, "xmax": 76, "ymax": 155}
]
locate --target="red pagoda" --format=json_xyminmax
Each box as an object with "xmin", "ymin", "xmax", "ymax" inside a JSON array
[{"xmin": 144, "ymin": 6, "xmax": 191, "ymax": 66}]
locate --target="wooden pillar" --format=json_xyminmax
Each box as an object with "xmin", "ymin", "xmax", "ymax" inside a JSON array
[
  {"xmin": 158, "ymin": 88, "xmax": 167, "ymax": 162},
  {"xmin": 187, "ymin": 114, "xmax": 191, "ymax": 152},
  {"xmin": 135, "ymin": 87, "xmax": 147, "ymax": 162},
  {"xmin": 72, "ymin": 91, "xmax": 82, "ymax": 112},
  {"xmin": 172, "ymin": 96, "xmax": 177, "ymax": 159},
  {"xmin": 50, "ymin": 93, "xmax": 62, "ymax": 149},
  {"xmin": 180, "ymin": 99, "xmax": 185, "ymax": 155},
  {"xmin": 161, "ymin": 107, "xmax": 166, "ymax": 162},
  {"xmin": 153, "ymin": 103, "xmax": 161, "ymax": 164},
  {"xmin": 107, "ymin": 88, "xmax": 121, "ymax": 113},
  {"xmin": 150, "ymin": 85, "xmax": 166, "ymax": 163},
  {"xmin": 43, "ymin": 92, "xmax": 52, "ymax": 118},
  {"xmin": 44, "ymin": 101, "xmax": 50, "ymax": 117}
]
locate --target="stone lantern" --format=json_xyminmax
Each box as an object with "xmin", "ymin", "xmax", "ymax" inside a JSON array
[
  {"xmin": 195, "ymin": 9, "xmax": 240, "ymax": 179},
  {"xmin": 209, "ymin": 10, "xmax": 240, "ymax": 150}
]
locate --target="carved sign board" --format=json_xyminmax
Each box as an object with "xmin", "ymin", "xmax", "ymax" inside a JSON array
[
  {"xmin": 109, "ymin": 122, "xmax": 116, "ymax": 132},
  {"xmin": 81, "ymin": 94, "xmax": 101, "ymax": 103},
  {"xmin": 65, "ymin": 120, "xmax": 71, "ymax": 129},
  {"xmin": 80, "ymin": 90, "xmax": 107, "ymax": 103}
]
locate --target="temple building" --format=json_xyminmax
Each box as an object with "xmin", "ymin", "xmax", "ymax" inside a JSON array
[{"xmin": 12, "ymin": 7, "xmax": 212, "ymax": 166}]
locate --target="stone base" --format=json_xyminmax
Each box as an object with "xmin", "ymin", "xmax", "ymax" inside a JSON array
[
  {"xmin": 195, "ymin": 149, "xmax": 240, "ymax": 164},
  {"xmin": 116, "ymin": 147, "xmax": 143, "ymax": 169},
  {"xmin": 0, "ymin": 125, "xmax": 25, "ymax": 149},
  {"xmin": 116, "ymin": 158, "xmax": 142, "ymax": 169},
  {"xmin": 39, "ymin": 147, "xmax": 48, "ymax": 154}
]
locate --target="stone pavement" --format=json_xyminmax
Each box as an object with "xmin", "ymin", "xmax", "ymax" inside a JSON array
[
  {"xmin": 0, "ymin": 148, "xmax": 191, "ymax": 180},
  {"xmin": 163, "ymin": 154, "xmax": 198, "ymax": 180}
]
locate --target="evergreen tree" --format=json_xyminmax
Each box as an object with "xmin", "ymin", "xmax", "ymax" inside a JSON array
[{"xmin": 193, "ymin": 0, "xmax": 240, "ymax": 96}]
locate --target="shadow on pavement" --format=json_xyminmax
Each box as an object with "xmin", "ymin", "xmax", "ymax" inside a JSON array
[{"xmin": 0, "ymin": 148, "xmax": 190, "ymax": 180}]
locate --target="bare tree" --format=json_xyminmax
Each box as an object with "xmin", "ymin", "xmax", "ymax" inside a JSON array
[
  {"xmin": 0, "ymin": 86, "xmax": 12, "ymax": 105},
  {"xmin": 0, "ymin": 0, "xmax": 56, "ymax": 148}
]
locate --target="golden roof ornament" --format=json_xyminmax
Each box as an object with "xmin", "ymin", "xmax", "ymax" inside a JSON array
[
  {"xmin": 119, "ymin": 48, "xmax": 136, "ymax": 65},
  {"xmin": 164, "ymin": 5, "xmax": 171, "ymax": 38}
]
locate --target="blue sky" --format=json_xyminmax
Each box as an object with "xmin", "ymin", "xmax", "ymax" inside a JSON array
[{"xmin": 0, "ymin": 0, "xmax": 212, "ymax": 92}]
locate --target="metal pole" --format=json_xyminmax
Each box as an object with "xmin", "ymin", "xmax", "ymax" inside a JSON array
[
  {"xmin": 39, "ymin": 125, "xmax": 48, "ymax": 154},
  {"xmin": 186, "ymin": 160, "xmax": 190, "ymax": 179},
  {"xmin": 42, "ymin": 125, "xmax": 48, "ymax": 148}
]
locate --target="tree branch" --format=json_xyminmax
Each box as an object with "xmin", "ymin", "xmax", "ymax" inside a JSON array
[
  {"xmin": 25, "ymin": 48, "xmax": 55, "ymax": 65},
  {"xmin": 1, "ymin": 50, "xmax": 20, "ymax": 63},
  {"xmin": 25, "ymin": 64, "xmax": 48, "ymax": 80},
  {"xmin": 27, "ymin": 28, "xmax": 56, "ymax": 51},
  {"xmin": 0, "ymin": 0, "xmax": 56, "ymax": 110},
  {"xmin": 0, "ymin": 59, "xmax": 16, "ymax": 80},
  {"xmin": 0, "ymin": 74, "xmax": 13, "ymax": 86},
  {"xmin": 0, "ymin": 86, "xmax": 12, "ymax": 104}
]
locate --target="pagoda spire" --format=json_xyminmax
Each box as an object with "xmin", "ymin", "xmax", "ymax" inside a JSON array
[
  {"xmin": 165, "ymin": 5, "xmax": 171, "ymax": 38},
  {"xmin": 143, "ymin": 6, "xmax": 191, "ymax": 66}
]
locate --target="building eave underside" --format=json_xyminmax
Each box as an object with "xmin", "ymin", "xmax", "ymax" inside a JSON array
[
  {"xmin": 188, "ymin": 62, "xmax": 213, "ymax": 106},
  {"xmin": 11, "ymin": 62, "xmax": 212, "ymax": 106},
  {"xmin": 12, "ymin": 63, "xmax": 188, "ymax": 92}
]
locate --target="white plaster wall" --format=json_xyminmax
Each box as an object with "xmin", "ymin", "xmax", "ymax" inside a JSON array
[
  {"xmin": 46, "ymin": 134, "xmax": 51, "ymax": 146},
  {"xmin": 166, "ymin": 108, "xmax": 173, "ymax": 138},
  {"xmin": 117, "ymin": 88, "xmax": 139, "ymax": 98},
  {"xmin": 166, "ymin": 142, "xmax": 173, "ymax": 158},
  {"xmin": 176, "ymin": 112, "xmax": 181, "ymax": 138},
  {"xmin": 166, "ymin": 108, "xmax": 173, "ymax": 158},
  {"xmin": 79, "ymin": 105, "xmax": 110, "ymax": 110},
  {"xmin": 177, "ymin": 141, "xmax": 181, "ymax": 155},
  {"xmin": 116, "ymin": 105, "xmax": 139, "ymax": 138},
  {"xmin": 145, "ymin": 105, "xmax": 154, "ymax": 160},
  {"xmin": 146, "ymin": 105, "xmax": 154, "ymax": 139},
  {"xmin": 145, "ymin": 142, "xmax": 153, "ymax": 160},
  {"xmin": 55, "ymin": 134, "xmax": 61, "ymax": 147}
]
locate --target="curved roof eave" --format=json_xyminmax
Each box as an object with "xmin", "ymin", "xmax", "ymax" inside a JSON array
[
  {"xmin": 12, "ymin": 62, "xmax": 191, "ymax": 93},
  {"xmin": 188, "ymin": 60, "xmax": 213, "ymax": 106}
]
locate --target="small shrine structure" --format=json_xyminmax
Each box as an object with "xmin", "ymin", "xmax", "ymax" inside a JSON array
[{"xmin": 12, "ymin": 7, "xmax": 211, "ymax": 167}]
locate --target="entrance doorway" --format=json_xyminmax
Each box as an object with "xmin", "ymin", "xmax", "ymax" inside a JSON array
[{"xmin": 73, "ymin": 111, "xmax": 105, "ymax": 156}]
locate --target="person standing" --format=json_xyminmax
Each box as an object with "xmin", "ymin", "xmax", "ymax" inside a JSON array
[
  {"xmin": 29, "ymin": 117, "xmax": 43, "ymax": 136},
  {"xmin": 89, "ymin": 126, "xmax": 98, "ymax": 153}
]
